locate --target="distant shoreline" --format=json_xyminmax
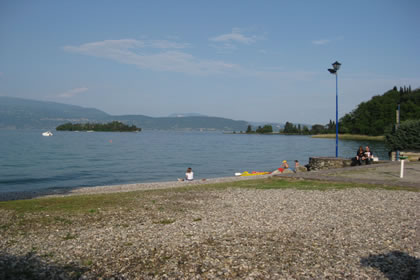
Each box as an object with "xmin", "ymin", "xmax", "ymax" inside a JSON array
[
  {"xmin": 224, "ymin": 132, "xmax": 385, "ymax": 141},
  {"xmin": 311, "ymin": 134, "xmax": 384, "ymax": 141}
]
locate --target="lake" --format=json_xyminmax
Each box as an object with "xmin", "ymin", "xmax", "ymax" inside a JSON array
[{"xmin": 0, "ymin": 130, "xmax": 388, "ymax": 193}]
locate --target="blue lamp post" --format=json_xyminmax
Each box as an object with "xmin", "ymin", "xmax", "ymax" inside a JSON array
[{"xmin": 328, "ymin": 61, "xmax": 341, "ymax": 158}]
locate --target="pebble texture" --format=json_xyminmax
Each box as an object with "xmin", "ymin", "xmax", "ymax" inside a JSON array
[{"xmin": 1, "ymin": 186, "xmax": 419, "ymax": 279}]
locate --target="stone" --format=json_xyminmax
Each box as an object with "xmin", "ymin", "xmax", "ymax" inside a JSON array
[
  {"xmin": 295, "ymin": 166, "xmax": 308, "ymax": 173},
  {"xmin": 307, "ymin": 157, "xmax": 352, "ymax": 171},
  {"xmin": 282, "ymin": 169, "xmax": 294, "ymax": 174}
]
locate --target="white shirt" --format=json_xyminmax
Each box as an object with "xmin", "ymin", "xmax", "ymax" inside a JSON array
[{"xmin": 185, "ymin": 171, "xmax": 194, "ymax": 181}]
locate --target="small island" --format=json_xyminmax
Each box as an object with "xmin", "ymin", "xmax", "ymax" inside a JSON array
[{"xmin": 56, "ymin": 121, "xmax": 141, "ymax": 132}]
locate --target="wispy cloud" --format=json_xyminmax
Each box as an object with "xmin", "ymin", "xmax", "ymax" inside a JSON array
[
  {"xmin": 210, "ymin": 28, "xmax": 257, "ymax": 45},
  {"xmin": 312, "ymin": 36, "xmax": 344, "ymax": 46},
  {"xmin": 63, "ymin": 39, "xmax": 240, "ymax": 75},
  {"xmin": 63, "ymin": 38, "xmax": 320, "ymax": 82},
  {"xmin": 312, "ymin": 39, "xmax": 331, "ymax": 45},
  {"xmin": 57, "ymin": 87, "xmax": 88, "ymax": 98}
]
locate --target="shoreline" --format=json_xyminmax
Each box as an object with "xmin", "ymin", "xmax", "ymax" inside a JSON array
[
  {"xmin": 0, "ymin": 174, "xmax": 272, "ymax": 202},
  {"xmin": 2, "ymin": 161, "xmax": 419, "ymax": 201},
  {"xmin": 312, "ymin": 134, "xmax": 385, "ymax": 141}
]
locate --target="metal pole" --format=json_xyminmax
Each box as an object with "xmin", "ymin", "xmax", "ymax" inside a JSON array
[
  {"xmin": 396, "ymin": 104, "xmax": 400, "ymax": 161},
  {"xmin": 336, "ymin": 73, "xmax": 338, "ymax": 158}
]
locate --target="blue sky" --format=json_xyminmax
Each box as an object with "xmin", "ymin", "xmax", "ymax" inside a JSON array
[{"xmin": 1, "ymin": 1, "xmax": 419, "ymax": 124}]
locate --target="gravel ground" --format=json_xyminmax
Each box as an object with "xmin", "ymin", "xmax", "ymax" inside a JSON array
[
  {"xmin": 276, "ymin": 161, "xmax": 420, "ymax": 189},
  {"xmin": 1, "ymin": 185, "xmax": 419, "ymax": 279}
]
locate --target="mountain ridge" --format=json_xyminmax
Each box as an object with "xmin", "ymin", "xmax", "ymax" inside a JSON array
[{"xmin": 0, "ymin": 96, "xmax": 248, "ymax": 131}]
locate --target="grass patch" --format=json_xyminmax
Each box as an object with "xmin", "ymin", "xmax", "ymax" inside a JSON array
[
  {"xmin": 0, "ymin": 177, "xmax": 416, "ymax": 217},
  {"xmin": 63, "ymin": 232, "xmax": 77, "ymax": 240},
  {"xmin": 81, "ymin": 259, "xmax": 93, "ymax": 266},
  {"xmin": 53, "ymin": 216, "xmax": 73, "ymax": 225},
  {"xmin": 312, "ymin": 134, "xmax": 384, "ymax": 141},
  {"xmin": 154, "ymin": 219, "xmax": 175, "ymax": 225},
  {"xmin": 226, "ymin": 177, "xmax": 419, "ymax": 192},
  {"xmin": 0, "ymin": 191, "xmax": 145, "ymax": 214}
]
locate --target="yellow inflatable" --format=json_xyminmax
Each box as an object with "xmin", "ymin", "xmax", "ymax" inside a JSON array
[{"xmin": 239, "ymin": 171, "xmax": 270, "ymax": 176}]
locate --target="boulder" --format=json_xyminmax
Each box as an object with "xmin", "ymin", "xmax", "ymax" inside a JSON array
[{"xmin": 295, "ymin": 166, "xmax": 308, "ymax": 173}]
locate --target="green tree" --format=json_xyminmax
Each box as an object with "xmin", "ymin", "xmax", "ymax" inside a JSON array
[
  {"xmin": 310, "ymin": 124, "xmax": 326, "ymax": 135},
  {"xmin": 302, "ymin": 125, "xmax": 310, "ymax": 135},
  {"xmin": 339, "ymin": 87, "xmax": 420, "ymax": 136},
  {"xmin": 256, "ymin": 125, "xmax": 273, "ymax": 134},
  {"xmin": 56, "ymin": 121, "xmax": 141, "ymax": 132},
  {"xmin": 282, "ymin": 122, "xmax": 294, "ymax": 134},
  {"xmin": 385, "ymin": 120, "xmax": 420, "ymax": 151},
  {"xmin": 246, "ymin": 125, "xmax": 253, "ymax": 133}
]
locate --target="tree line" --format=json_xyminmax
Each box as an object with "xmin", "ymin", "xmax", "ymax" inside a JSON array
[
  {"xmin": 339, "ymin": 86, "xmax": 419, "ymax": 136},
  {"xmin": 280, "ymin": 86, "xmax": 419, "ymax": 136},
  {"xmin": 281, "ymin": 120, "xmax": 337, "ymax": 135},
  {"xmin": 244, "ymin": 120, "xmax": 337, "ymax": 135}
]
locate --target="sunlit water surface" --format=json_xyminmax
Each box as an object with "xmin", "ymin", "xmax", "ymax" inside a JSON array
[{"xmin": 0, "ymin": 130, "xmax": 388, "ymax": 193}]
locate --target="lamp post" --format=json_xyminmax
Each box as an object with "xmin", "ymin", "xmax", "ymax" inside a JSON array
[{"xmin": 328, "ymin": 61, "xmax": 341, "ymax": 158}]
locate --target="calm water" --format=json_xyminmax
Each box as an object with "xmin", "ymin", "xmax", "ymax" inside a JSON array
[{"xmin": 0, "ymin": 130, "xmax": 388, "ymax": 193}]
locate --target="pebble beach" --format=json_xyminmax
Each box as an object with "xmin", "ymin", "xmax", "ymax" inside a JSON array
[{"xmin": 1, "ymin": 174, "xmax": 419, "ymax": 279}]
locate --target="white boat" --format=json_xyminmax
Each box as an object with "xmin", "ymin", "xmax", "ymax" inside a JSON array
[{"xmin": 42, "ymin": 131, "xmax": 53, "ymax": 136}]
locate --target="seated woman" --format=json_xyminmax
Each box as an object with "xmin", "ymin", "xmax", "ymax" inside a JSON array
[
  {"xmin": 185, "ymin": 167, "xmax": 194, "ymax": 181},
  {"xmin": 270, "ymin": 160, "xmax": 292, "ymax": 175},
  {"xmin": 280, "ymin": 160, "xmax": 294, "ymax": 173},
  {"xmin": 178, "ymin": 167, "xmax": 194, "ymax": 181},
  {"xmin": 363, "ymin": 146, "xmax": 374, "ymax": 165},
  {"xmin": 354, "ymin": 146, "xmax": 365, "ymax": 165}
]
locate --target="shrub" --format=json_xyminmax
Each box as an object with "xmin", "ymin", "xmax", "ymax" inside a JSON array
[
  {"xmin": 385, "ymin": 120, "xmax": 420, "ymax": 151},
  {"xmin": 256, "ymin": 125, "xmax": 273, "ymax": 134}
]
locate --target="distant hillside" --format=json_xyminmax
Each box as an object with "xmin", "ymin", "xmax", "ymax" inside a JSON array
[
  {"xmin": 0, "ymin": 96, "xmax": 109, "ymax": 129},
  {"xmin": 167, "ymin": 113, "xmax": 206, "ymax": 118},
  {"xmin": 0, "ymin": 96, "xmax": 248, "ymax": 131},
  {"xmin": 111, "ymin": 115, "xmax": 248, "ymax": 131},
  {"xmin": 339, "ymin": 86, "xmax": 420, "ymax": 136}
]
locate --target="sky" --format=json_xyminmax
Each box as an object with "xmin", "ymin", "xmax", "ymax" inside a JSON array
[{"xmin": 1, "ymin": 0, "xmax": 419, "ymax": 124}]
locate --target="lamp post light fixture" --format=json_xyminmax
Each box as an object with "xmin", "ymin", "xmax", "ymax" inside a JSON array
[{"xmin": 328, "ymin": 61, "xmax": 341, "ymax": 158}]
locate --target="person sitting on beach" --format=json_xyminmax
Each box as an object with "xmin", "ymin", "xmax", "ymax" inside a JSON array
[
  {"xmin": 178, "ymin": 167, "xmax": 194, "ymax": 181},
  {"xmin": 363, "ymin": 146, "xmax": 374, "ymax": 165},
  {"xmin": 294, "ymin": 160, "xmax": 300, "ymax": 172},
  {"xmin": 355, "ymin": 146, "xmax": 365, "ymax": 165},
  {"xmin": 185, "ymin": 167, "xmax": 194, "ymax": 181},
  {"xmin": 270, "ymin": 160, "xmax": 291, "ymax": 175},
  {"xmin": 280, "ymin": 160, "xmax": 294, "ymax": 174}
]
